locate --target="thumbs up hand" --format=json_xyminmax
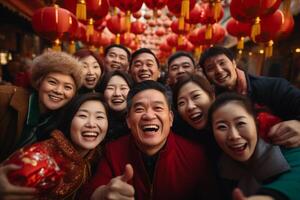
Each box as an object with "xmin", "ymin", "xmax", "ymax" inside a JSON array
[{"xmin": 91, "ymin": 164, "xmax": 135, "ymax": 200}]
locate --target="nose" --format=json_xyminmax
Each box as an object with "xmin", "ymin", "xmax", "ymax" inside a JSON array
[
  {"xmin": 227, "ymin": 127, "xmax": 241, "ymax": 140},
  {"xmin": 187, "ymin": 99, "xmax": 196, "ymax": 111},
  {"xmin": 54, "ymin": 84, "xmax": 63, "ymax": 94},
  {"xmin": 178, "ymin": 66, "xmax": 185, "ymax": 73},
  {"xmin": 113, "ymin": 87, "xmax": 121, "ymax": 96},
  {"xmin": 86, "ymin": 116, "xmax": 97, "ymax": 128},
  {"xmin": 142, "ymin": 109, "xmax": 156, "ymax": 120},
  {"xmin": 214, "ymin": 64, "xmax": 223, "ymax": 74}
]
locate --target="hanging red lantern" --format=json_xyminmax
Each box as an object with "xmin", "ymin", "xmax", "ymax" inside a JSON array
[
  {"xmin": 195, "ymin": 23, "xmax": 225, "ymax": 45},
  {"xmin": 32, "ymin": 5, "xmax": 78, "ymax": 51},
  {"xmin": 155, "ymin": 27, "xmax": 166, "ymax": 37},
  {"xmin": 106, "ymin": 14, "xmax": 127, "ymax": 44},
  {"xmin": 252, "ymin": 10, "xmax": 284, "ymax": 57},
  {"xmin": 133, "ymin": 11, "xmax": 142, "ymax": 19},
  {"xmin": 144, "ymin": 12, "xmax": 152, "ymax": 20},
  {"xmin": 159, "ymin": 41, "xmax": 172, "ymax": 52},
  {"xmin": 117, "ymin": 0, "xmax": 144, "ymax": 31},
  {"xmin": 131, "ymin": 21, "xmax": 147, "ymax": 35},
  {"xmin": 144, "ymin": 0, "xmax": 168, "ymax": 18},
  {"xmin": 120, "ymin": 32, "xmax": 135, "ymax": 46},
  {"xmin": 276, "ymin": 13, "xmax": 294, "ymax": 40},
  {"xmin": 73, "ymin": 22, "xmax": 87, "ymax": 42},
  {"xmin": 226, "ymin": 18, "xmax": 251, "ymax": 49},
  {"xmin": 171, "ymin": 18, "xmax": 190, "ymax": 35},
  {"xmin": 186, "ymin": 3, "xmax": 205, "ymax": 25},
  {"xmin": 167, "ymin": 0, "xmax": 196, "ymax": 30}
]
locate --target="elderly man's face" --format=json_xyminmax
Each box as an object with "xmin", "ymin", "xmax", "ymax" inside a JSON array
[
  {"xmin": 105, "ymin": 47, "xmax": 129, "ymax": 72},
  {"xmin": 126, "ymin": 89, "xmax": 173, "ymax": 155},
  {"xmin": 168, "ymin": 56, "xmax": 195, "ymax": 86},
  {"xmin": 130, "ymin": 53, "xmax": 160, "ymax": 83}
]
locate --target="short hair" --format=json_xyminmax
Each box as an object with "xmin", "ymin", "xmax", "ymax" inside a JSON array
[
  {"xmin": 58, "ymin": 92, "xmax": 108, "ymax": 140},
  {"xmin": 127, "ymin": 80, "xmax": 171, "ymax": 111},
  {"xmin": 31, "ymin": 51, "xmax": 83, "ymax": 90},
  {"xmin": 207, "ymin": 92, "xmax": 256, "ymax": 129},
  {"xmin": 172, "ymin": 74, "xmax": 214, "ymax": 110},
  {"xmin": 97, "ymin": 70, "xmax": 134, "ymax": 93},
  {"xmin": 104, "ymin": 44, "xmax": 131, "ymax": 61},
  {"xmin": 74, "ymin": 48, "xmax": 104, "ymax": 74},
  {"xmin": 199, "ymin": 46, "xmax": 235, "ymax": 69},
  {"xmin": 129, "ymin": 48, "xmax": 160, "ymax": 69},
  {"xmin": 167, "ymin": 51, "xmax": 195, "ymax": 70}
]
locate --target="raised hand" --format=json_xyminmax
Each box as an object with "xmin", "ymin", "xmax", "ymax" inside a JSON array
[
  {"xmin": 0, "ymin": 164, "xmax": 37, "ymax": 200},
  {"xmin": 268, "ymin": 120, "xmax": 300, "ymax": 148},
  {"xmin": 91, "ymin": 164, "xmax": 135, "ymax": 200}
]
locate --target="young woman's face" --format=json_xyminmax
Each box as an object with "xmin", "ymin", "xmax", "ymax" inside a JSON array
[
  {"xmin": 38, "ymin": 72, "xmax": 76, "ymax": 113},
  {"xmin": 80, "ymin": 55, "xmax": 102, "ymax": 89},
  {"xmin": 212, "ymin": 102, "xmax": 257, "ymax": 162},
  {"xmin": 104, "ymin": 75, "xmax": 130, "ymax": 111},
  {"xmin": 177, "ymin": 82, "xmax": 213, "ymax": 130},
  {"xmin": 70, "ymin": 100, "xmax": 108, "ymax": 156}
]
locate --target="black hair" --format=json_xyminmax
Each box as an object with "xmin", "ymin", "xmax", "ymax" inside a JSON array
[
  {"xmin": 129, "ymin": 48, "xmax": 160, "ymax": 69},
  {"xmin": 172, "ymin": 73, "xmax": 215, "ymax": 110},
  {"xmin": 58, "ymin": 93, "xmax": 108, "ymax": 140},
  {"xmin": 104, "ymin": 44, "xmax": 131, "ymax": 61},
  {"xmin": 207, "ymin": 92, "xmax": 256, "ymax": 130},
  {"xmin": 167, "ymin": 51, "xmax": 195, "ymax": 70},
  {"xmin": 97, "ymin": 70, "xmax": 134, "ymax": 93},
  {"xmin": 199, "ymin": 46, "xmax": 235, "ymax": 71},
  {"xmin": 127, "ymin": 80, "xmax": 171, "ymax": 111}
]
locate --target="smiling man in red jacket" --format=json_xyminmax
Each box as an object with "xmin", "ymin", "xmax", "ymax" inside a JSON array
[{"xmin": 80, "ymin": 80, "xmax": 220, "ymax": 200}]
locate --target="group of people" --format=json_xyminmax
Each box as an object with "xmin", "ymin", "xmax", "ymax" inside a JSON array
[{"xmin": 0, "ymin": 44, "xmax": 300, "ymax": 200}]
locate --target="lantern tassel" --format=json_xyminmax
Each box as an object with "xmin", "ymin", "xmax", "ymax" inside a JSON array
[
  {"xmin": 52, "ymin": 39, "xmax": 61, "ymax": 51},
  {"xmin": 69, "ymin": 40, "xmax": 76, "ymax": 54},
  {"xmin": 265, "ymin": 40, "xmax": 274, "ymax": 58},
  {"xmin": 181, "ymin": 0, "xmax": 190, "ymax": 20},
  {"xmin": 179, "ymin": 16, "xmax": 185, "ymax": 31},
  {"xmin": 76, "ymin": 0, "xmax": 86, "ymax": 20},
  {"xmin": 116, "ymin": 33, "xmax": 120, "ymax": 44},
  {"xmin": 99, "ymin": 46, "xmax": 104, "ymax": 56},
  {"xmin": 172, "ymin": 47, "xmax": 176, "ymax": 53},
  {"xmin": 251, "ymin": 17, "xmax": 261, "ymax": 42},
  {"xmin": 237, "ymin": 37, "xmax": 244, "ymax": 50},
  {"xmin": 125, "ymin": 11, "xmax": 131, "ymax": 32},
  {"xmin": 87, "ymin": 18, "xmax": 94, "ymax": 41},
  {"xmin": 213, "ymin": 0, "xmax": 222, "ymax": 21},
  {"xmin": 178, "ymin": 34, "xmax": 184, "ymax": 46},
  {"xmin": 195, "ymin": 45, "xmax": 203, "ymax": 61},
  {"xmin": 153, "ymin": 9, "xmax": 158, "ymax": 20},
  {"xmin": 205, "ymin": 24, "xmax": 213, "ymax": 40},
  {"xmin": 283, "ymin": 0, "xmax": 291, "ymax": 17}
]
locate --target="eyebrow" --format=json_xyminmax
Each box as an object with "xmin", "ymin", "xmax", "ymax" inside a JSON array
[
  {"xmin": 214, "ymin": 116, "xmax": 247, "ymax": 124},
  {"xmin": 77, "ymin": 109, "xmax": 106, "ymax": 114}
]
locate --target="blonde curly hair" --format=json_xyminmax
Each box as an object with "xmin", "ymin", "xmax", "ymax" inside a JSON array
[{"xmin": 31, "ymin": 51, "xmax": 83, "ymax": 90}]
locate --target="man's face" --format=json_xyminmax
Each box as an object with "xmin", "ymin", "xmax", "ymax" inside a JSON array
[
  {"xmin": 203, "ymin": 54, "xmax": 237, "ymax": 90},
  {"xmin": 130, "ymin": 53, "xmax": 160, "ymax": 83},
  {"xmin": 126, "ymin": 89, "xmax": 173, "ymax": 155},
  {"xmin": 168, "ymin": 56, "xmax": 195, "ymax": 86},
  {"xmin": 105, "ymin": 47, "xmax": 129, "ymax": 72}
]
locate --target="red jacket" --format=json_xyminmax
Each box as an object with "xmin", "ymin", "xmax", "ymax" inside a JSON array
[{"xmin": 81, "ymin": 132, "xmax": 219, "ymax": 200}]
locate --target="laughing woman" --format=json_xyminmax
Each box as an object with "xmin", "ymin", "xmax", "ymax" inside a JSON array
[
  {"xmin": 74, "ymin": 49, "xmax": 104, "ymax": 93},
  {"xmin": 0, "ymin": 93, "xmax": 108, "ymax": 199},
  {"xmin": 208, "ymin": 93, "xmax": 300, "ymax": 200},
  {"xmin": 97, "ymin": 70, "xmax": 133, "ymax": 141},
  {"xmin": 0, "ymin": 51, "xmax": 83, "ymax": 162}
]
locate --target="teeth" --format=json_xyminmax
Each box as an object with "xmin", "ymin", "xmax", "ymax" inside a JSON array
[
  {"xmin": 82, "ymin": 132, "xmax": 98, "ymax": 137},
  {"xmin": 139, "ymin": 74, "xmax": 151, "ymax": 79},
  {"xmin": 86, "ymin": 77, "xmax": 96, "ymax": 81},
  {"xmin": 111, "ymin": 64, "xmax": 121, "ymax": 69},
  {"xmin": 190, "ymin": 113, "xmax": 203, "ymax": 121},
  {"xmin": 112, "ymin": 99, "xmax": 124, "ymax": 103},
  {"xmin": 49, "ymin": 95, "xmax": 62, "ymax": 101},
  {"xmin": 142, "ymin": 125, "xmax": 159, "ymax": 132}
]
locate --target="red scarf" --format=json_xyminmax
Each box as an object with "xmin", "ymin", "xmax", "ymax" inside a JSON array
[{"xmin": 235, "ymin": 68, "xmax": 248, "ymax": 95}]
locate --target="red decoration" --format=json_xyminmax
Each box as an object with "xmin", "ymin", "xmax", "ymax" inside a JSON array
[
  {"xmin": 106, "ymin": 14, "xmax": 127, "ymax": 35},
  {"xmin": 226, "ymin": 18, "xmax": 251, "ymax": 38},
  {"xmin": 4, "ymin": 145, "xmax": 63, "ymax": 192},
  {"xmin": 171, "ymin": 18, "xmax": 190, "ymax": 34},
  {"xmin": 167, "ymin": 0, "xmax": 196, "ymax": 16},
  {"xmin": 32, "ymin": 6, "xmax": 78, "ymax": 42},
  {"xmin": 144, "ymin": 0, "xmax": 167, "ymax": 10},
  {"xmin": 276, "ymin": 14, "xmax": 295, "ymax": 40},
  {"xmin": 200, "ymin": 2, "xmax": 224, "ymax": 24},
  {"xmin": 230, "ymin": 0, "xmax": 281, "ymax": 22},
  {"xmin": 155, "ymin": 27, "xmax": 166, "ymax": 37},
  {"xmin": 186, "ymin": 3, "xmax": 205, "ymax": 25},
  {"xmin": 131, "ymin": 21, "xmax": 147, "ymax": 35},
  {"xmin": 133, "ymin": 11, "xmax": 142, "ymax": 19}
]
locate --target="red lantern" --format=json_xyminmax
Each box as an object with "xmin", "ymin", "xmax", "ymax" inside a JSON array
[
  {"xmin": 200, "ymin": 2, "xmax": 224, "ymax": 25},
  {"xmin": 171, "ymin": 18, "xmax": 190, "ymax": 34},
  {"xmin": 155, "ymin": 27, "xmax": 166, "ymax": 37},
  {"xmin": 73, "ymin": 22, "xmax": 87, "ymax": 42},
  {"xmin": 144, "ymin": 12, "xmax": 152, "ymax": 20},
  {"xmin": 276, "ymin": 14, "xmax": 294, "ymax": 40},
  {"xmin": 167, "ymin": 0, "xmax": 196, "ymax": 17},
  {"xmin": 230, "ymin": 0, "xmax": 281, "ymax": 22},
  {"xmin": 120, "ymin": 32, "xmax": 135, "ymax": 46},
  {"xmin": 226, "ymin": 18, "xmax": 251, "ymax": 49},
  {"xmin": 106, "ymin": 14, "xmax": 127, "ymax": 44},
  {"xmin": 159, "ymin": 41, "xmax": 172, "ymax": 52},
  {"xmin": 131, "ymin": 21, "xmax": 147, "ymax": 35},
  {"xmin": 32, "ymin": 5, "xmax": 78, "ymax": 50},
  {"xmin": 133, "ymin": 11, "xmax": 142, "ymax": 19},
  {"xmin": 166, "ymin": 33, "xmax": 178, "ymax": 48},
  {"xmin": 195, "ymin": 23, "xmax": 225, "ymax": 45},
  {"xmin": 144, "ymin": 0, "xmax": 167, "ymax": 18},
  {"xmin": 186, "ymin": 3, "xmax": 205, "ymax": 25}
]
